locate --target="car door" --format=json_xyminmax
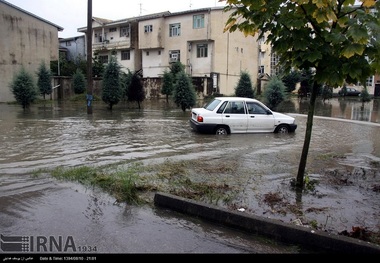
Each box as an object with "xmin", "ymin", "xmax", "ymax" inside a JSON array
[
  {"xmin": 246, "ymin": 102, "xmax": 276, "ymax": 132},
  {"xmin": 221, "ymin": 100, "xmax": 248, "ymax": 133}
]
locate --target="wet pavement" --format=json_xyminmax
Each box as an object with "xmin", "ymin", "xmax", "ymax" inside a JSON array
[{"xmin": 0, "ymin": 97, "xmax": 379, "ymax": 255}]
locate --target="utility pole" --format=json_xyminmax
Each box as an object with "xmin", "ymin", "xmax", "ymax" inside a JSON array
[{"xmin": 86, "ymin": 0, "xmax": 93, "ymax": 114}]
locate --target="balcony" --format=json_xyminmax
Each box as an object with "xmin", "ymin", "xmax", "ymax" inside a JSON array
[{"xmin": 93, "ymin": 39, "xmax": 131, "ymax": 52}]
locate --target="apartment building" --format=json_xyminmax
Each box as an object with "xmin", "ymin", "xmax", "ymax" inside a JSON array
[
  {"xmin": 0, "ymin": 0, "xmax": 63, "ymax": 102},
  {"xmin": 79, "ymin": 7, "xmax": 261, "ymax": 98},
  {"xmin": 59, "ymin": 35, "xmax": 86, "ymax": 62}
]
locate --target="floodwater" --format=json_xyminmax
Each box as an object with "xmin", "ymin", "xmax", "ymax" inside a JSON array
[{"xmin": 0, "ymin": 97, "xmax": 379, "ymax": 254}]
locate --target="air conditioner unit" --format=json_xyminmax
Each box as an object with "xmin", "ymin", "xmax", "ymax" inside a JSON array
[{"xmin": 169, "ymin": 57, "xmax": 178, "ymax": 63}]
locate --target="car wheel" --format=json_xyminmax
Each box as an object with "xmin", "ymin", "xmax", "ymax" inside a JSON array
[
  {"xmin": 215, "ymin": 126, "xmax": 228, "ymax": 135},
  {"xmin": 276, "ymin": 125, "xmax": 289, "ymax": 133}
]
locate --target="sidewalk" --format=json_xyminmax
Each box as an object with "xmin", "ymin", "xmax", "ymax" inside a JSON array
[{"xmin": 154, "ymin": 192, "xmax": 380, "ymax": 254}]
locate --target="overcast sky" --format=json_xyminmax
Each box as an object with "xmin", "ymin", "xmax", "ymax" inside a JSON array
[{"xmin": 5, "ymin": 0, "xmax": 226, "ymax": 38}]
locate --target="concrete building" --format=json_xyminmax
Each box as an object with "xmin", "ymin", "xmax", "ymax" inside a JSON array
[
  {"xmin": 0, "ymin": 0, "xmax": 63, "ymax": 102},
  {"xmin": 79, "ymin": 7, "xmax": 261, "ymax": 98},
  {"xmin": 59, "ymin": 35, "xmax": 86, "ymax": 62}
]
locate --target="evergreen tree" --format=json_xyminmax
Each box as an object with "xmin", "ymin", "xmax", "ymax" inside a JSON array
[
  {"xmin": 37, "ymin": 61, "xmax": 52, "ymax": 99},
  {"xmin": 127, "ymin": 72, "xmax": 145, "ymax": 109},
  {"xmin": 161, "ymin": 70, "xmax": 174, "ymax": 103},
  {"xmin": 121, "ymin": 70, "xmax": 133, "ymax": 99},
  {"xmin": 170, "ymin": 61, "xmax": 185, "ymax": 77},
  {"xmin": 101, "ymin": 56, "xmax": 122, "ymax": 110},
  {"xmin": 9, "ymin": 67, "xmax": 38, "ymax": 109},
  {"xmin": 235, "ymin": 71, "xmax": 255, "ymax": 98},
  {"xmin": 72, "ymin": 68, "xmax": 86, "ymax": 94},
  {"xmin": 282, "ymin": 70, "xmax": 301, "ymax": 93},
  {"xmin": 263, "ymin": 76, "xmax": 286, "ymax": 110},
  {"xmin": 173, "ymin": 71, "xmax": 197, "ymax": 112}
]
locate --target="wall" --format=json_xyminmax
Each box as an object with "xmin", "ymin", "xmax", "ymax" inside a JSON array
[{"xmin": 0, "ymin": 1, "xmax": 60, "ymax": 102}]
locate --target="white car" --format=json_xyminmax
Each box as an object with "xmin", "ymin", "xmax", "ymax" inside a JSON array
[{"xmin": 190, "ymin": 97, "xmax": 297, "ymax": 135}]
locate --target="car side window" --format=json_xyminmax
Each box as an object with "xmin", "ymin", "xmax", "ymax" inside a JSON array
[
  {"xmin": 222, "ymin": 101, "xmax": 245, "ymax": 114},
  {"xmin": 216, "ymin": 101, "xmax": 228, "ymax": 113},
  {"xmin": 247, "ymin": 102, "xmax": 267, "ymax": 114}
]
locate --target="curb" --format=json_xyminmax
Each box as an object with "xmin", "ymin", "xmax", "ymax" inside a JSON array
[{"xmin": 154, "ymin": 192, "xmax": 380, "ymax": 254}]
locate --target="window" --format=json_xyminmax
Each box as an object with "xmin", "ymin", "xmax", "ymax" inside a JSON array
[
  {"xmin": 109, "ymin": 27, "xmax": 117, "ymax": 32},
  {"xmin": 99, "ymin": 55, "xmax": 108, "ymax": 64},
  {"xmin": 366, "ymin": 76, "xmax": 374, "ymax": 87},
  {"xmin": 158, "ymin": 50, "xmax": 161, "ymax": 55},
  {"xmin": 224, "ymin": 101, "xmax": 245, "ymax": 114},
  {"xmin": 65, "ymin": 41, "xmax": 71, "ymax": 46},
  {"xmin": 144, "ymin": 25, "xmax": 153, "ymax": 33},
  {"xmin": 146, "ymin": 51, "xmax": 149, "ymax": 56},
  {"xmin": 120, "ymin": 26, "xmax": 130, "ymax": 37},
  {"xmin": 121, "ymin": 50, "xmax": 130, "ymax": 60},
  {"xmin": 197, "ymin": 44, "xmax": 208, "ymax": 58},
  {"xmin": 169, "ymin": 23, "xmax": 181, "ymax": 37},
  {"xmin": 270, "ymin": 53, "xmax": 281, "ymax": 76},
  {"xmin": 193, "ymin": 14, "xmax": 205, "ymax": 29},
  {"xmin": 169, "ymin": 50, "xmax": 180, "ymax": 63}
]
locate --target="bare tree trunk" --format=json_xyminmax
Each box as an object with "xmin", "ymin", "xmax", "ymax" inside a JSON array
[{"xmin": 296, "ymin": 81, "xmax": 318, "ymax": 188}]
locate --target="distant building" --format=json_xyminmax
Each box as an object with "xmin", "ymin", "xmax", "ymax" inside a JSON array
[
  {"xmin": 59, "ymin": 35, "xmax": 86, "ymax": 62},
  {"xmin": 78, "ymin": 7, "xmax": 261, "ymax": 97},
  {"xmin": 0, "ymin": 0, "xmax": 63, "ymax": 102}
]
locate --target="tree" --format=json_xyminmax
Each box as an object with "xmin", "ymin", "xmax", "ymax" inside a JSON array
[
  {"xmin": 161, "ymin": 70, "xmax": 174, "ymax": 103},
  {"xmin": 263, "ymin": 76, "xmax": 286, "ymax": 110},
  {"xmin": 224, "ymin": 0, "xmax": 380, "ymax": 188},
  {"xmin": 9, "ymin": 67, "xmax": 38, "ymax": 109},
  {"xmin": 72, "ymin": 68, "xmax": 86, "ymax": 94},
  {"xmin": 37, "ymin": 61, "xmax": 52, "ymax": 100},
  {"xmin": 127, "ymin": 71, "xmax": 145, "ymax": 109},
  {"xmin": 102, "ymin": 56, "xmax": 122, "ymax": 110},
  {"xmin": 120, "ymin": 70, "xmax": 133, "ymax": 100},
  {"xmin": 282, "ymin": 70, "xmax": 301, "ymax": 93},
  {"xmin": 173, "ymin": 71, "xmax": 197, "ymax": 112},
  {"xmin": 235, "ymin": 71, "xmax": 255, "ymax": 98}
]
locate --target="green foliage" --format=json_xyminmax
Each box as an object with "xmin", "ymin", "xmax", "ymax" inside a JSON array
[
  {"xmin": 263, "ymin": 76, "xmax": 286, "ymax": 110},
  {"xmin": 37, "ymin": 61, "xmax": 52, "ymax": 99},
  {"xmin": 120, "ymin": 70, "xmax": 133, "ymax": 99},
  {"xmin": 102, "ymin": 56, "xmax": 122, "ymax": 110},
  {"xmin": 161, "ymin": 70, "xmax": 174, "ymax": 102},
  {"xmin": 92, "ymin": 53, "xmax": 105, "ymax": 78},
  {"xmin": 170, "ymin": 61, "xmax": 185, "ymax": 77},
  {"xmin": 173, "ymin": 71, "xmax": 197, "ymax": 112},
  {"xmin": 127, "ymin": 72, "xmax": 145, "ymax": 109},
  {"xmin": 282, "ymin": 70, "xmax": 301, "ymax": 93},
  {"xmin": 9, "ymin": 67, "xmax": 38, "ymax": 109},
  {"xmin": 72, "ymin": 68, "xmax": 86, "ymax": 94},
  {"xmin": 235, "ymin": 71, "xmax": 255, "ymax": 98}
]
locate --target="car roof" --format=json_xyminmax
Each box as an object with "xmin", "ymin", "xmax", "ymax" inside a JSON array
[{"xmin": 214, "ymin": 97, "xmax": 260, "ymax": 102}]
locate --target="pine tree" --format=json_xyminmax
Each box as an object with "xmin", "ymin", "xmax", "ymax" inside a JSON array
[
  {"xmin": 235, "ymin": 71, "xmax": 255, "ymax": 98},
  {"xmin": 173, "ymin": 71, "xmax": 197, "ymax": 112},
  {"xmin": 263, "ymin": 76, "xmax": 286, "ymax": 110},
  {"xmin": 72, "ymin": 68, "xmax": 86, "ymax": 94},
  {"xmin": 37, "ymin": 61, "xmax": 52, "ymax": 100},
  {"xmin": 127, "ymin": 72, "xmax": 145, "ymax": 109},
  {"xmin": 9, "ymin": 67, "xmax": 38, "ymax": 109},
  {"xmin": 101, "ymin": 56, "xmax": 122, "ymax": 110},
  {"xmin": 161, "ymin": 70, "xmax": 174, "ymax": 103}
]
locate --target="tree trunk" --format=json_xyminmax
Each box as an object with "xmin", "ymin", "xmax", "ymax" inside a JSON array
[{"xmin": 296, "ymin": 81, "xmax": 318, "ymax": 188}]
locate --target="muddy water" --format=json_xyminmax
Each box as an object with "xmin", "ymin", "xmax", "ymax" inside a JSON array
[{"xmin": 0, "ymin": 98, "xmax": 379, "ymax": 253}]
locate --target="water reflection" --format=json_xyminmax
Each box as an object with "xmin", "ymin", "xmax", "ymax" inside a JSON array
[{"xmin": 278, "ymin": 97, "xmax": 380, "ymax": 123}]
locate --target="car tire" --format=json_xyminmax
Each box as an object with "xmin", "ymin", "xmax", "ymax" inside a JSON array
[
  {"xmin": 275, "ymin": 125, "xmax": 289, "ymax": 134},
  {"xmin": 215, "ymin": 126, "xmax": 229, "ymax": 135}
]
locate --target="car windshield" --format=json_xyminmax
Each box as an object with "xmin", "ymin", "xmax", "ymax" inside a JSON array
[{"xmin": 204, "ymin": 99, "xmax": 221, "ymax": 111}]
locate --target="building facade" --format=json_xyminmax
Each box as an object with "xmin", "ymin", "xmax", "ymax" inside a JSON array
[
  {"xmin": 0, "ymin": 0, "xmax": 63, "ymax": 102},
  {"xmin": 78, "ymin": 7, "xmax": 261, "ymax": 98},
  {"xmin": 59, "ymin": 35, "xmax": 86, "ymax": 62}
]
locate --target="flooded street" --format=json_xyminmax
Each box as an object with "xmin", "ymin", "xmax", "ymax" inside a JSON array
[{"xmin": 0, "ymin": 97, "xmax": 379, "ymax": 254}]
